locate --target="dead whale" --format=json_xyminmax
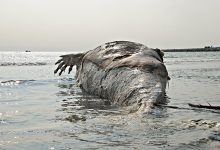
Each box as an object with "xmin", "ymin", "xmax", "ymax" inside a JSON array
[{"xmin": 55, "ymin": 41, "xmax": 170, "ymax": 113}]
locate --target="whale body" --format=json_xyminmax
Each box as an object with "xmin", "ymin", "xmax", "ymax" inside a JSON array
[{"xmin": 55, "ymin": 41, "xmax": 170, "ymax": 113}]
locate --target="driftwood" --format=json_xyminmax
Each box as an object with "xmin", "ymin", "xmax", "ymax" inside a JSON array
[
  {"xmin": 156, "ymin": 103, "xmax": 220, "ymax": 112},
  {"xmin": 188, "ymin": 103, "xmax": 220, "ymax": 110},
  {"xmin": 155, "ymin": 104, "xmax": 185, "ymax": 110}
]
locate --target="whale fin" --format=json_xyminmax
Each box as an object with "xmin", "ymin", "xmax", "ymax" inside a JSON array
[{"xmin": 54, "ymin": 53, "xmax": 84, "ymax": 76}]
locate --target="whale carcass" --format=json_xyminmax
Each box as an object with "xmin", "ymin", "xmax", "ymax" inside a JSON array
[{"xmin": 55, "ymin": 41, "xmax": 170, "ymax": 113}]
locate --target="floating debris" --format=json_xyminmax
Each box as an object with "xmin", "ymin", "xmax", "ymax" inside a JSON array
[{"xmin": 64, "ymin": 114, "xmax": 86, "ymax": 123}]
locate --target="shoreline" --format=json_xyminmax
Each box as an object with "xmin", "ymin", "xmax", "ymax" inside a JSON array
[{"xmin": 162, "ymin": 47, "xmax": 220, "ymax": 52}]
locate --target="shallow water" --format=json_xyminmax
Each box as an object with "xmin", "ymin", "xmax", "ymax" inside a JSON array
[{"xmin": 0, "ymin": 51, "xmax": 220, "ymax": 150}]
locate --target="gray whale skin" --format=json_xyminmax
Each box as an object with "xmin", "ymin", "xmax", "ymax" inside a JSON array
[{"xmin": 55, "ymin": 41, "xmax": 170, "ymax": 113}]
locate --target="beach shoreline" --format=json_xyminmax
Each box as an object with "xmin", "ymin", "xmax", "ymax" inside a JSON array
[{"xmin": 163, "ymin": 47, "xmax": 220, "ymax": 52}]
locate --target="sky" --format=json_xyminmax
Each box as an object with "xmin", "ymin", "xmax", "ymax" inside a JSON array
[{"xmin": 0, "ymin": 0, "xmax": 220, "ymax": 52}]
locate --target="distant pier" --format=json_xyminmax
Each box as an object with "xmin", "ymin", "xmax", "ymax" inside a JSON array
[{"xmin": 162, "ymin": 47, "xmax": 220, "ymax": 52}]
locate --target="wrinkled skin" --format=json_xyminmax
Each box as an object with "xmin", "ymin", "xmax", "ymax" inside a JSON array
[{"xmin": 55, "ymin": 41, "xmax": 170, "ymax": 113}]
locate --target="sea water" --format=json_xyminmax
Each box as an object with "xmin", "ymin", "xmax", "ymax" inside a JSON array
[{"xmin": 0, "ymin": 51, "xmax": 220, "ymax": 150}]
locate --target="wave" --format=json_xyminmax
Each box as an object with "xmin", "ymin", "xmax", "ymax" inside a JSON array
[
  {"xmin": 0, "ymin": 78, "xmax": 75, "ymax": 87},
  {"xmin": 0, "ymin": 62, "xmax": 48, "ymax": 66},
  {"xmin": 0, "ymin": 80, "xmax": 36, "ymax": 86}
]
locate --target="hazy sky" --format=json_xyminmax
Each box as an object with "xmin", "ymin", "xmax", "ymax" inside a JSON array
[{"xmin": 0, "ymin": 0, "xmax": 220, "ymax": 51}]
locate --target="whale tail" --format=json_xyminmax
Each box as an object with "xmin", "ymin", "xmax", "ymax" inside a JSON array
[{"xmin": 54, "ymin": 53, "xmax": 84, "ymax": 76}]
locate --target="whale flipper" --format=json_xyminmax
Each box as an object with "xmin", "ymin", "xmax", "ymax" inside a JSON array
[{"xmin": 54, "ymin": 53, "xmax": 84, "ymax": 76}]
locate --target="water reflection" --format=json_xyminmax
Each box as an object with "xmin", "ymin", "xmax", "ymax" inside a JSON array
[
  {"xmin": 56, "ymin": 78, "xmax": 119, "ymax": 124},
  {"xmin": 55, "ymin": 78, "xmax": 176, "ymax": 149},
  {"xmin": 54, "ymin": 66, "xmax": 220, "ymax": 149}
]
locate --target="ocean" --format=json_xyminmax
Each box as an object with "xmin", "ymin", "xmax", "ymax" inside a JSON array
[{"xmin": 0, "ymin": 51, "xmax": 220, "ymax": 150}]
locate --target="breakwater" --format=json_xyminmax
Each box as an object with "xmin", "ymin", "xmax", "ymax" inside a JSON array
[{"xmin": 163, "ymin": 47, "xmax": 220, "ymax": 52}]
